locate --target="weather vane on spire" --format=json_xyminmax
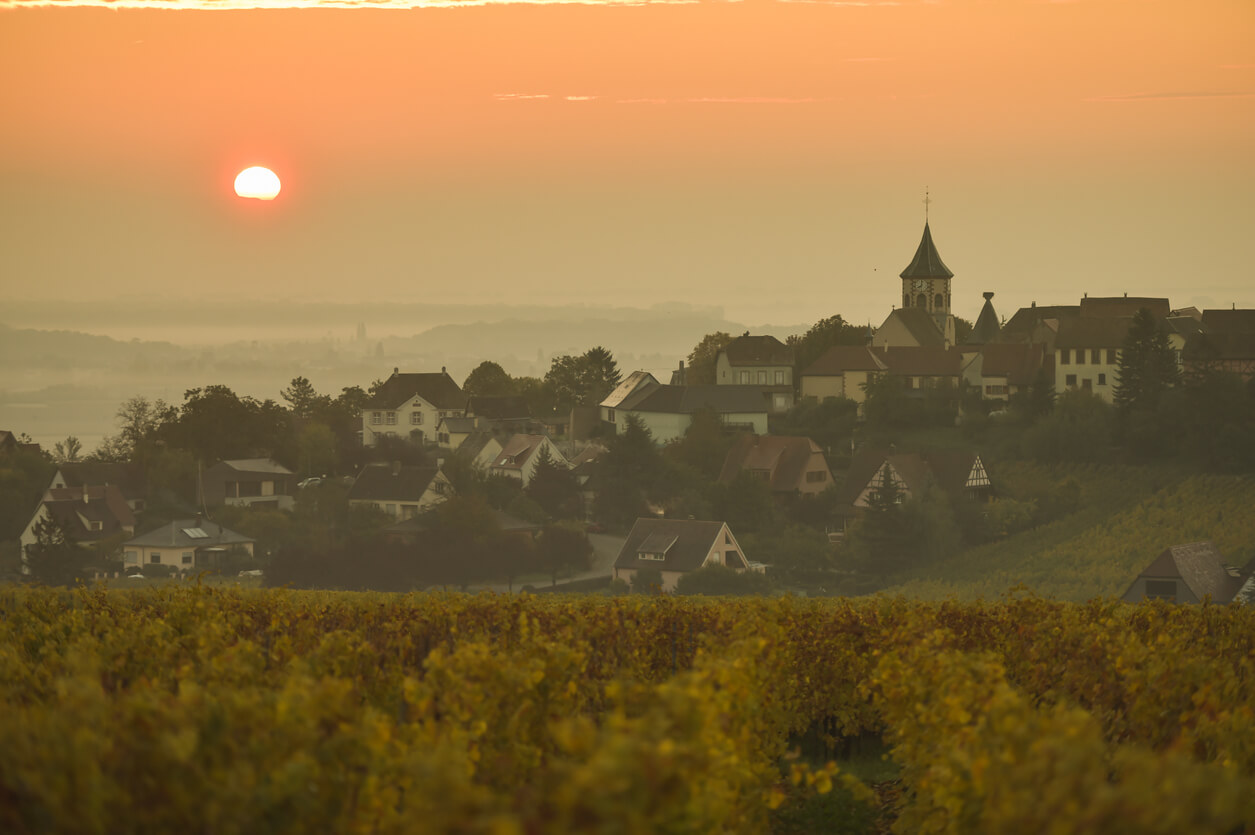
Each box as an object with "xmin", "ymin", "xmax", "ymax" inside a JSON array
[{"xmin": 923, "ymin": 187, "xmax": 932, "ymax": 222}]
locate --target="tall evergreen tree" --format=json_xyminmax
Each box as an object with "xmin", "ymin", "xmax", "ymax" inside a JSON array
[{"xmin": 1114, "ymin": 308, "xmax": 1181, "ymax": 415}]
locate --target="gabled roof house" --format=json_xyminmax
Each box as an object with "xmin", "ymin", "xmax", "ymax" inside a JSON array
[
  {"xmin": 362, "ymin": 368, "xmax": 467, "ymax": 447},
  {"xmin": 122, "ymin": 518, "xmax": 254, "ymax": 573},
  {"xmin": 347, "ymin": 462, "xmax": 454, "ymax": 521},
  {"xmin": 1122, "ymin": 542, "xmax": 1251, "ymax": 605},
  {"xmin": 612, "ymin": 518, "xmax": 757, "ymax": 593},
  {"xmin": 718, "ymin": 434, "xmax": 833, "ymax": 495}
]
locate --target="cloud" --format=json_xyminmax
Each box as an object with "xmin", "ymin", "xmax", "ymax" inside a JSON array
[{"xmin": 1086, "ymin": 90, "xmax": 1255, "ymax": 102}]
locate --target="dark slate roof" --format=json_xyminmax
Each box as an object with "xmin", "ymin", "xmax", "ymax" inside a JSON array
[
  {"xmin": 622, "ymin": 384, "xmax": 767, "ymax": 416},
  {"xmin": 717, "ymin": 434, "xmax": 829, "ymax": 493},
  {"xmin": 720, "ymin": 335, "xmax": 794, "ymax": 367},
  {"xmin": 439, "ymin": 417, "xmax": 478, "ymax": 433},
  {"xmin": 1183, "ymin": 331, "xmax": 1255, "ymax": 362},
  {"xmin": 899, "ymin": 222, "xmax": 953, "ymax": 279},
  {"xmin": 998, "ymin": 305, "xmax": 1079, "ymax": 344},
  {"xmin": 880, "ymin": 307, "xmax": 947, "ymax": 349},
  {"xmin": 1079, "ymin": 297, "xmax": 1170, "ymax": 320},
  {"xmin": 801, "ymin": 346, "xmax": 886, "ymax": 376},
  {"xmin": 211, "ymin": 459, "xmax": 294, "ymax": 476},
  {"xmin": 878, "ymin": 346, "xmax": 962, "ymax": 376},
  {"xmin": 125, "ymin": 518, "xmax": 253, "ymax": 550},
  {"xmin": 1200, "ymin": 309, "xmax": 1255, "ymax": 334},
  {"xmin": 978, "ymin": 342, "xmax": 1046, "ymax": 386},
  {"xmin": 366, "ymin": 371, "xmax": 466, "ymax": 410},
  {"xmin": 42, "ymin": 485, "xmax": 136, "ymax": 542},
  {"xmin": 1055, "ymin": 316, "xmax": 1133, "ymax": 350},
  {"xmin": 613, "ymin": 518, "xmax": 740, "ymax": 573},
  {"xmin": 1131, "ymin": 542, "xmax": 1244, "ymax": 604},
  {"xmin": 55, "ymin": 462, "xmax": 147, "ymax": 500},
  {"xmin": 969, "ymin": 292, "xmax": 1001, "ymax": 345},
  {"xmin": 466, "ymin": 396, "xmax": 531, "ymax": 421},
  {"xmin": 348, "ymin": 463, "xmax": 441, "ymax": 502}
]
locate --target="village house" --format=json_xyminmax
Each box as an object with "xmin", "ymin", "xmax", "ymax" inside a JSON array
[
  {"xmin": 20, "ymin": 484, "xmax": 137, "ymax": 570},
  {"xmin": 122, "ymin": 518, "xmax": 254, "ymax": 573},
  {"xmin": 347, "ymin": 462, "xmax": 454, "ymax": 521},
  {"xmin": 1122, "ymin": 542, "xmax": 1252, "ymax": 605},
  {"xmin": 362, "ymin": 368, "xmax": 467, "ymax": 447},
  {"xmin": 599, "ymin": 371, "xmax": 768, "ymax": 443},
  {"xmin": 714, "ymin": 334, "xmax": 795, "ymax": 413},
  {"xmin": 612, "ymin": 517, "xmax": 758, "ymax": 593},
  {"xmin": 834, "ymin": 447, "xmax": 993, "ymax": 538},
  {"xmin": 48, "ymin": 461, "xmax": 148, "ymax": 513},
  {"xmin": 717, "ymin": 434, "xmax": 833, "ymax": 495},
  {"xmin": 488, "ymin": 434, "xmax": 570, "ymax": 487},
  {"xmin": 201, "ymin": 458, "xmax": 296, "ymax": 511}
]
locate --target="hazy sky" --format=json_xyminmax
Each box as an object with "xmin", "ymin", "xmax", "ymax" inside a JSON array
[{"xmin": 2, "ymin": 0, "xmax": 1253, "ymax": 329}]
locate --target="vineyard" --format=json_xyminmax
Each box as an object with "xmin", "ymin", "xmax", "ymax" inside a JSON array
[
  {"xmin": 2, "ymin": 586, "xmax": 1253, "ymax": 833},
  {"xmin": 885, "ymin": 468, "xmax": 1255, "ymax": 601}
]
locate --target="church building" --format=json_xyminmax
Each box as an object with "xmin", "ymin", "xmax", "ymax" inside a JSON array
[{"xmin": 874, "ymin": 221, "xmax": 958, "ymax": 349}]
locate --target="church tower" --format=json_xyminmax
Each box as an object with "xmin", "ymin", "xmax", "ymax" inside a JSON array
[{"xmin": 899, "ymin": 221, "xmax": 954, "ymax": 342}]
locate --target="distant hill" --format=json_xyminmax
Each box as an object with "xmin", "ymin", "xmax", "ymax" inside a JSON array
[{"xmin": 0, "ymin": 323, "xmax": 190, "ymax": 370}]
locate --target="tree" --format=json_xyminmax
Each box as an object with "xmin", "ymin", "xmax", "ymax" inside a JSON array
[
  {"xmin": 685, "ymin": 332, "xmax": 733, "ymax": 385},
  {"xmin": 1020, "ymin": 389, "xmax": 1114, "ymax": 464},
  {"xmin": 665, "ymin": 406, "xmax": 734, "ymax": 479},
  {"xmin": 1114, "ymin": 308, "xmax": 1181, "ymax": 417},
  {"xmin": 845, "ymin": 464, "xmax": 913, "ymax": 577},
  {"xmin": 295, "ymin": 422, "xmax": 337, "ymax": 477},
  {"xmin": 534, "ymin": 523, "xmax": 593, "ymax": 587},
  {"xmin": 526, "ymin": 446, "xmax": 583, "ymax": 520},
  {"xmin": 24, "ymin": 515, "xmax": 85, "ymax": 586},
  {"xmin": 788, "ymin": 315, "xmax": 869, "ymax": 384},
  {"xmin": 52, "ymin": 436, "xmax": 81, "ymax": 463},
  {"xmin": 163, "ymin": 385, "xmax": 291, "ymax": 464},
  {"xmin": 463, "ymin": 361, "xmax": 516, "ymax": 397},
  {"xmin": 594, "ymin": 415, "xmax": 659, "ymax": 531},
  {"xmin": 710, "ymin": 470, "xmax": 776, "ymax": 535},
  {"xmin": 94, "ymin": 395, "xmax": 171, "ymax": 462},
  {"xmin": 544, "ymin": 347, "xmax": 623, "ymax": 413},
  {"xmin": 281, "ymin": 376, "xmax": 331, "ymax": 419}
]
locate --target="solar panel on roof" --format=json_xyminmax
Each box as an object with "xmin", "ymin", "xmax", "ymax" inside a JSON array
[{"xmin": 182, "ymin": 527, "xmax": 209, "ymax": 539}]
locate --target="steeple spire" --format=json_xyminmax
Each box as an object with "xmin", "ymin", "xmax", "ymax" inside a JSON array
[{"xmin": 899, "ymin": 222, "xmax": 953, "ymax": 279}]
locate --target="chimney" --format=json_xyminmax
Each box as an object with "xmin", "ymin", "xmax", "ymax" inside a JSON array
[
  {"xmin": 1124, "ymin": 292, "xmax": 1128, "ymax": 298},
  {"xmin": 393, "ymin": 367, "xmax": 399, "ymax": 375},
  {"xmin": 442, "ymin": 366, "xmax": 447, "ymax": 375},
  {"xmin": 1031, "ymin": 301, "xmax": 1036, "ymax": 308}
]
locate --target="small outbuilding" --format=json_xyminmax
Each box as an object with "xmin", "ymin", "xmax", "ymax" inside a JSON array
[{"xmin": 1121, "ymin": 541, "xmax": 1251, "ymax": 604}]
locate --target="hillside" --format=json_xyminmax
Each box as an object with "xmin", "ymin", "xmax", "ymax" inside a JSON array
[{"xmin": 885, "ymin": 464, "xmax": 1255, "ymax": 601}]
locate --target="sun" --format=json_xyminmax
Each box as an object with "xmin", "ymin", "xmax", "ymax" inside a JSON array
[{"xmin": 234, "ymin": 166, "xmax": 281, "ymax": 201}]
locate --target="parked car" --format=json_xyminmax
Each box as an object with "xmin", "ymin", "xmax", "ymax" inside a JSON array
[{"xmin": 297, "ymin": 476, "xmax": 323, "ymax": 489}]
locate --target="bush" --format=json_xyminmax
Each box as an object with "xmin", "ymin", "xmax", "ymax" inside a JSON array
[{"xmin": 675, "ymin": 565, "xmax": 773, "ymax": 596}]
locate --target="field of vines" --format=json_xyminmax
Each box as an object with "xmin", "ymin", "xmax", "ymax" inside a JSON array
[
  {"xmin": 3, "ymin": 585, "xmax": 1253, "ymax": 833},
  {"xmin": 887, "ymin": 469, "xmax": 1255, "ymax": 601}
]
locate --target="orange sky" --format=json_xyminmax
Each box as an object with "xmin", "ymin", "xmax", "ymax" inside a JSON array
[{"xmin": 2, "ymin": 0, "xmax": 1253, "ymax": 326}]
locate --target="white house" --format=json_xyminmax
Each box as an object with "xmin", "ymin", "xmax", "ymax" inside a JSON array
[
  {"xmin": 488, "ymin": 434, "xmax": 570, "ymax": 487},
  {"xmin": 599, "ymin": 372, "xmax": 769, "ymax": 444},
  {"xmin": 346, "ymin": 462, "xmax": 454, "ymax": 521},
  {"xmin": 362, "ymin": 368, "xmax": 467, "ymax": 447}
]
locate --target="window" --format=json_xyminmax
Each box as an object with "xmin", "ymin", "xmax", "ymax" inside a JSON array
[
  {"xmin": 751, "ymin": 469, "xmax": 771, "ymax": 481},
  {"xmin": 182, "ymin": 552, "xmax": 193, "ymax": 565},
  {"xmin": 125, "ymin": 550, "xmax": 138, "ymax": 564},
  {"xmin": 1145, "ymin": 580, "xmax": 1177, "ymax": 601},
  {"xmin": 371, "ymin": 411, "xmax": 383, "ymax": 425},
  {"xmin": 774, "ymin": 370, "xmax": 785, "ymax": 385},
  {"xmin": 806, "ymin": 470, "xmax": 827, "ymax": 483},
  {"xmin": 772, "ymin": 393, "xmax": 790, "ymax": 411},
  {"xmin": 916, "ymin": 293, "xmax": 927, "ymax": 308},
  {"xmin": 1091, "ymin": 349, "xmax": 1101, "ymax": 364},
  {"xmin": 1065, "ymin": 374, "xmax": 1077, "ymax": 387},
  {"xmin": 89, "ymin": 520, "xmax": 102, "ymax": 532},
  {"xmin": 385, "ymin": 503, "xmax": 396, "ymax": 515},
  {"xmin": 1098, "ymin": 373, "xmax": 1107, "ymax": 386},
  {"xmin": 1107, "ymin": 349, "xmax": 1117, "ymax": 364},
  {"xmin": 739, "ymin": 371, "xmax": 749, "ymax": 384},
  {"xmin": 607, "ymin": 408, "xmax": 615, "ymax": 423},
  {"xmin": 411, "ymin": 411, "xmax": 423, "ymax": 425},
  {"xmin": 1060, "ymin": 349, "xmax": 1070, "ymax": 364},
  {"xmin": 903, "ymin": 294, "xmax": 910, "ymax": 308},
  {"xmin": 150, "ymin": 552, "xmax": 161, "ymax": 564},
  {"xmin": 934, "ymin": 293, "xmax": 944, "ymax": 309},
  {"xmin": 757, "ymin": 370, "xmax": 767, "ymax": 385},
  {"xmin": 385, "ymin": 412, "xmax": 397, "ymax": 425},
  {"xmin": 903, "ymin": 377, "xmax": 915, "ymax": 389},
  {"xmin": 1082, "ymin": 379, "xmax": 1092, "ymax": 391},
  {"xmin": 1076, "ymin": 350, "xmax": 1085, "ymax": 365}
]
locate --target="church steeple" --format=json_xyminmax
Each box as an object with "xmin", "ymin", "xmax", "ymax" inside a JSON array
[
  {"xmin": 898, "ymin": 218, "xmax": 955, "ymax": 345},
  {"xmin": 899, "ymin": 222, "xmax": 953, "ymax": 280}
]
